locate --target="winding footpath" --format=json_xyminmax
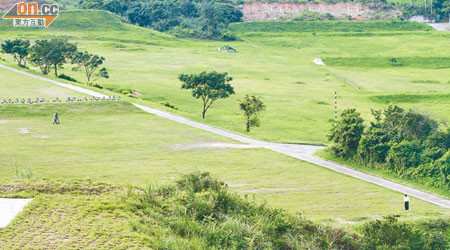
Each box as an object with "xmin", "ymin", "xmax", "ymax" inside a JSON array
[{"xmin": 2, "ymin": 63, "xmax": 450, "ymax": 209}]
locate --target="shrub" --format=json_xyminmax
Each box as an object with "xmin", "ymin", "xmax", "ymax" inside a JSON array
[
  {"xmin": 160, "ymin": 101, "xmax": 177, "ymax": 110},
  {"xmin": 362, "ymin": 216, "xmax": 433, "ymax": 250},
  {"xmin": 58, "ymin": 74, "xmax": 78, "ymax": 82},
  {"xmin": 386, "ymin": 140, "xmax": 423, "ymax": 173},
  {"xmin": 87, "ymin": 82, "xmax": 103, "ymax": 89},
  {"xmin": 328, "ymin": 108, "xmax": 365, "ymax": 158},
  {"xmin": 128, "ymin": 172, "xmax": 360, "ymax": 250}
]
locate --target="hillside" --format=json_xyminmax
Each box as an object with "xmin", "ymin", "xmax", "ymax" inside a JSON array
[{"xmin": 0, "ymin": 10, "xmax": 175, "ymax": 44}]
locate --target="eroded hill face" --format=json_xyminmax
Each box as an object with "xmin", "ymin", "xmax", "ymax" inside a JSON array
[
  {"xmin": 0, "ymin": 0, "xmax": 22, "ymax": 11},
  {"xmin": 240, "ymin": 2, "xmax": 401, "ymax": 21}
]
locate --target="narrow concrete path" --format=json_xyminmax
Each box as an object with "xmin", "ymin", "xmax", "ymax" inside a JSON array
[
  {"xmin": 2, "ymin": 63, "xmax": 450, "ymax": 209},
  {"xmin": 0, "ymin": 198, "xmax": 32, "ymax": 228}
]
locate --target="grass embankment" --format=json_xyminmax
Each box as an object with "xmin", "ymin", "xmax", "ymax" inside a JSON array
[
  {"xmin": 1, "ymin": 11, "xmax": 449, "ymax": 144},
  {"xmin": 2, "ymin": 101, "xmax": 449, "ymax": 224},
  {"xmin": 0, "ymin": 179, "xmax": 151, "ymax": 250},
  {"xmin": 2, "ymin": 174, "xmax": 450, "ymax": 249}
]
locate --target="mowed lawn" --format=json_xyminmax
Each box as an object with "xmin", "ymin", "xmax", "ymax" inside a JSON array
[
  {"xmin": 1, "ymin": 11, "xmax": 449, "ymax": 145},
  {"xmin": 0, "ymin": 66, "xmax": 87, "ymax": 100},
  {"xmin": 0, "ymin": 99, "xmax": 449, "ymax": 224}
]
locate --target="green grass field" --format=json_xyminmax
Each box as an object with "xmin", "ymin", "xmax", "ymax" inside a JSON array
[
  {"xmin": 1, "ymin": 10, "xmax": 450, "ymax": 230},
  {"xmin": 2, "ymin": 100, "xmax": 449, "ymax": 224},
  {"xmin": 2, "ymin": 11, "xmax": 449, "ymax": 145}
]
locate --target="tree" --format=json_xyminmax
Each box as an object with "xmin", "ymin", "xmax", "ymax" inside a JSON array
[
  {"xmin": 1, "ymin": 39, "xmax": 30, "ymax": 67},
  {"xmin": 43, "ymin": 39, "xmax": 77, "ymax": 77},
  {"xmin": 239, "ymin": 95, "xmax": 265, "ymax": 132},
  {"xmin": 179, "ymin": 71, "xmax": 234, "ymax": 119},
  {"xmin": 328, "ymin": 108, "xmax": 365, "ymax": 158},
  {"xmin": 29, "ymin": 40, "xmax": 52, "ymax": 75},
  {"xmin": 72, "ymin": 51, "xmax": 109, "ymax": 82}
]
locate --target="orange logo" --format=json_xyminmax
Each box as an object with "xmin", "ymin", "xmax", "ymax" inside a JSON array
[{"xmin": 2, "ymin": 2, "xmax": 59, "ymax": 28}]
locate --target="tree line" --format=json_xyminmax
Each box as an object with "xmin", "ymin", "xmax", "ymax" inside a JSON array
[
  {"xmin": 1, "ymin": 38, "xmax": 108, "ymax": 82},
  {"xmin": 78, "ymin": 0, "xmax": 242, "ymax": 40},
  {"xmin": 329, "ymin": 105, "xmax": 450, "ymax": 193}
]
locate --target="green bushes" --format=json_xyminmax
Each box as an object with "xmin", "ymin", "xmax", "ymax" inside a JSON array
[
  {"xmin": 369, "ymin": 93, "xmax": 450, "ymax": 104},
  {"xmin": 328, "ymin": 108, "xmax": 365, "ymax": 157},
  {"xmin": 58, "ymin": 74, "xmax": 78, "ymax": 82},
  {"xmin": 160, "ymin": 101, "xmax": 177, "ymax": 110},
  {"xmin": 328, "ymin": 105, "xmax": 450, "ymax": 193},
  {"xmin": 87, "ymin": 82, "xmax": 103, "ymax": 89},
  {"xmin": 361, "ymin": 216, "xmax": 449, "ymax": 250},
  {"xmin": 128, "ymin": 172, "xmax": 359, "ymax": 249},
  {"xmin": 293, "ymin": 11, "xmax": 337, "ymax": 21},
  {"xmin": 229, "ymin": 21, "xmax": 432, "ymax": 33},
  {"xmin": 126, "ymin": 172, "xmax": 450, "ymax": 249}
]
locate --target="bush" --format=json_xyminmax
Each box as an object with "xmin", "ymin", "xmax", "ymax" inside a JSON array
[
  {"xmin": 293, "ymin": 11, "xmax": 336, "ymax": 21},
  {"xmin": 361, "ymin": 216, "xmax": 435, "ymax": 250},
  {"xmin": 328, "ymin": 108, "xmax": 365, "ymax": 158},
  {"xmin": 87, "ymin": 82, "xmax": 103, "ymax": 89},
  {"xmin": 329, "ymin": 105, "xmax": 450, "ymax": 193},
  {"xmin": 58, "ymin": 74, "xmax": 78, "ymax": 82},
  {"xmin": 160, "ymin": 101, "xmax": 177, "ymax": 110},
  {"xmin": 128, "ymin": 172, "xmax": 360, "ymax": 250}
]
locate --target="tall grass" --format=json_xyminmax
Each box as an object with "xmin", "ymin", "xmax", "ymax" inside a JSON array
[{"xmin": 127, "ymin": 172, "xmax": 359, "ymax": 250}]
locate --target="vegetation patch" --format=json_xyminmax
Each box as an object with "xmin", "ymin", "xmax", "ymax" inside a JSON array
[
  {"xmin": 0, "ymin": 179, "xmax": 150, "ymax": 250},
  {"xmin": 229, "ymin": 21, "xmax": 432, "ymax": 33},
  {"xmin": 328, "ymin": 105, "xmax": 450, "ymax": 195},
  {"xmin": 410, "ymin": 79, "xmax": 441, "ymax": 84},
  {"xmin": 322, "ymin": 57, "xmax": 450, "ymax": 68},
  {"xmin": 57, "ymin": 73, "xmax": 78, "ymax": 82},
  {"xmin": 369, "ymin": 93, "xmax": 450, "ymax": 104},
  {"xmin": 0, "ymin": 179, "xmax": 120, "ymax": 198}
]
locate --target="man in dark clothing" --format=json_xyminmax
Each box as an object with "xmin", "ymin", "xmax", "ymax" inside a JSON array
[{"xmin": 53, "ymin": 112, "xmax": 60, "ymax": 125}]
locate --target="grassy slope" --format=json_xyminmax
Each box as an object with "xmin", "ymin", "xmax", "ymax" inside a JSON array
[
  {"xmin": 3, "ymin": 101, "xmax": 449, "ymax": 223},
  {"xmin": 0, "ymin": 180, "xmax": 151, "ymax": 250},
  {"xmin": 1, "ymin": 68, "xmax": 449, "ymax": 228},
  {"xmin": 1, "ymin": 11, "xmax": 449, "ymax": 145},
  {"xmin": 0, "ymin": 66, "xmax": 88, "ymax": 99},
  {"xmin": 0, "ymin": 11, "xmax": 450, "ymax": 143}
]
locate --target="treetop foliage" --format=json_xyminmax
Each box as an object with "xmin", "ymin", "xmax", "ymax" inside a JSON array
[
  {"xmin": 79, "ymin": 0, "xmax": 243, "ymax": 40},
  {"xmin": 329, "ymin": 105, "xmax": 450, "ymax": 193},
  {"xmin": 179, "ymin": 71, "xmax": 235, "ymax": 118}
]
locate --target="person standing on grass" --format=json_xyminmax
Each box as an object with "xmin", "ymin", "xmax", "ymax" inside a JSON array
[
  {"xmin": 404, "ymin": 194, "xmax": 409, "ymax": 211},
  {"xmin": 53, "ymin": 112, "xmax": 60, "ymax": 125}
]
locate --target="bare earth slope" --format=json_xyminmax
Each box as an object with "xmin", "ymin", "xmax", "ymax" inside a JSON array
[{"xmin": 240, "ymin": 2, "xmax": 401, "ymax": 21}]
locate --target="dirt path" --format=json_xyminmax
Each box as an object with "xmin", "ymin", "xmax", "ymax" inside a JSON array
[{"xmin": 2, "ymin": 63, "xmax": 450, "ymax": 209}]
